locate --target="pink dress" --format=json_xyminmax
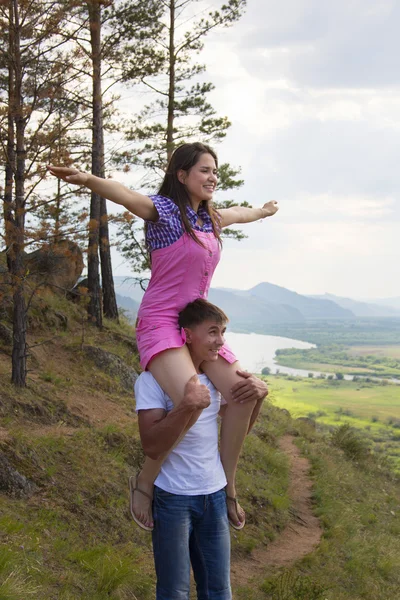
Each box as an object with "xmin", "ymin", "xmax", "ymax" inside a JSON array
[{"xmin": 136, "ymin": 228, "xmax": 237, "ymax": 369}]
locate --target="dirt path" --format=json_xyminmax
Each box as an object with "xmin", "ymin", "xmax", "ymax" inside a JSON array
[{"xmin": 231, "ymin": 434, "xmax": 322, "ymax": 585}]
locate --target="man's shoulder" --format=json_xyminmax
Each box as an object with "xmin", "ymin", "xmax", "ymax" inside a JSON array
[
  {"xmin": 136, "ymin": 370, "xmax": 156, "ymax": 385},
  {"xmin": 135, "ymin": 372, "xmax": 168, "ymax": 412}
]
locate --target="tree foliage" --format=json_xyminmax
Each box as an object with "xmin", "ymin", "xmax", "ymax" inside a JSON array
[{"xmin": 114, "ymin": 0, "xmax": 246, "ymax": 175}]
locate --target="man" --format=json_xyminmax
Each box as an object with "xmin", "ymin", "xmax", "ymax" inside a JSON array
[{"xmin": 134, "ymin": 299, "xmax": 268, "ymax": 600}]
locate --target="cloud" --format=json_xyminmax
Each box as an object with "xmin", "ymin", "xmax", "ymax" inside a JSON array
[
  {"xmin": 282, "ymin": 193, "xmax": 396, "ymax": 220},
  {"xmin": 111, "ymin": 1, "xmax": 400, "ymax": 299},
  {"xmin": 212, "ymin": 219, "xmax": 400, "ymax": 297},
  {"xmin": 229, "ymin": 0, "xmax": 400, "ymax": 88}
]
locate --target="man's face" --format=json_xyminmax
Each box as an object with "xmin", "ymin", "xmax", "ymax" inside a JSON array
[{"xmin": 185, "ymin": 319, "xmax": 226, "ymax": 363}]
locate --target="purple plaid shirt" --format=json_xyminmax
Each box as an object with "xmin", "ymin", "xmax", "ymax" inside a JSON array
[{"xmin": 146, "ymin": 195, "xmax": 215, "ymax": 252}]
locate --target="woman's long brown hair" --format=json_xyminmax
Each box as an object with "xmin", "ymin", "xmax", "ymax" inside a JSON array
[{"xmin": 154, "ymin": 142, "xmax": 222, "ymax": 248}]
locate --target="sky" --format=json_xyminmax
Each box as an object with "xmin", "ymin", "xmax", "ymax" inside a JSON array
[{"xmin": 112, "ymin": 0, "xmax": 400, "ymax": 300}]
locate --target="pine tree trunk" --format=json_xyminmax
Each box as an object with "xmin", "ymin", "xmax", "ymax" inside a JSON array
[
  {"xmin": 100, "ymin": 195, "xmax": 119, "ymax": 321},
  {"xmin": 166, "ymin": 0, "xmax": 176, "ymax": 162},
  {"xmin": 87, "ymin": 0, "xmax": 103, "ymax": 328},
  {"xmin": 7, "ymin": 0, "xmax": 27, "ymax": 387},
  {"xmin": 99, "ymin": 128, "xmax": 118, "ymax": 320}
]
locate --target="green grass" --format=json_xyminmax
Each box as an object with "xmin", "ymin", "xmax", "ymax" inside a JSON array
[
  {"xmin": 268, "ymin": 375, "xmax": 400, "ymax": 421},
  {"xmin": 266, "ymin": 375, "xmax": 400, "ymax": 472},
  {"xmin": 2, "ymin": 292, "xmax": 400, "ymax": 599},
  {"xmin": 292, "ymin": 436, "xmax": 400, "ymax": 600},
  {"xmin": 0, "ymin": 403, "xmax": 290, "ymax": 598},
  {"xmin": 235, "ymin": 426, "xmax": 400, "ymax": 600}
]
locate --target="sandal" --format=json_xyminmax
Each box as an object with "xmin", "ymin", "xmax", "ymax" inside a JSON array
[
  {"xmin": 129, "ymin": 474, "xmax": 154, "ymax": 532},
  {"xmin": 226, "ymin": 494, "xmax": 246, "ymax": 531}
]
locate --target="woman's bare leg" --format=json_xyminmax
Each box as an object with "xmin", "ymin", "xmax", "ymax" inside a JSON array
[
  {"xmin": 202, "ymin": 358, "xmax": 257, "ymax": 527},
  {"xmin": 133, "ymin": 346, "xmax": 199, "ymax": 528}
]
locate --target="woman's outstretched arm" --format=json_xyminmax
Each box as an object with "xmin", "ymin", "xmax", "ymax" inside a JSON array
[
  {"xmin": 47, "ymin": 166, "xmax": 158, "ymax": 221},
  {"xmin": 217, "ymin": 200, "xmax": 279, "ymax": 227}
]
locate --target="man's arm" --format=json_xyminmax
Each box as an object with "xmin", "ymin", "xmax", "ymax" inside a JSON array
[
  {"xmin": 231, "ymin": 370, "xmax": 269, "ymax": 403},
  {"xmin": 138, "ymin": 376, "xmax": 210, "ymax": 460}
]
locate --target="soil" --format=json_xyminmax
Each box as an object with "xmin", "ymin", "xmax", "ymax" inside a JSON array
[
  {"xmin": 231, "ymin": 434, "xmax": 323, "ymax": 586},
  {"xmin": 0, "ymin": 341, "xmax": 137, "ymax": 431}
]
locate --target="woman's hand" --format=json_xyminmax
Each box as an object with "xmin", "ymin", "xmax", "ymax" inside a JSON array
[
  {"xmin": 261, "ymin": 201, "xmax": 279, "ymax": 218},
  {"xmin": 47, "ymin": 165, "xmax": 89, "ymax": 186}
]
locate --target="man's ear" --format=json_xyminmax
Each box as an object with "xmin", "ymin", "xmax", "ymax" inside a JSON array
[
  {"xmin": 184, "ymin": 327, "xmax": 192, "ymax": 343},
  {"xmin": 177, "ymin": 169, "xmax": 186, "ymax": 185}
]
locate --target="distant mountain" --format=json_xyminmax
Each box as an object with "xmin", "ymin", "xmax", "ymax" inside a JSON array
[
  {"xmin": 309, "ymin": 293, "xmax": 400, "ymax": 317},
  {"xmin": 113, "ymin": 277, "xmax": 400, "ymax": 331},
  {"xmin": 115, "ymin": 293, "xmax": 139, "ymax": 322},
  {"xmin": 114, "ymin": 276, "xmax": 145, "ymax": 304},
  {"xmin": 208, "ymin": 288, "xmax": 304, "ymax": 329},
  {"xmin": 368, "ymin": 297, "xmax": 400, "ymax": 311},
  {"xmin": 247, "ymin": 282, "xmax": 354, "ymax": 319}
]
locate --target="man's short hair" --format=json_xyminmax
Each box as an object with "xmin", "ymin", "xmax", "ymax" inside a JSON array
[{"xmin": 178, "ymin": 299, "xmax": 228, "ymax": 329}]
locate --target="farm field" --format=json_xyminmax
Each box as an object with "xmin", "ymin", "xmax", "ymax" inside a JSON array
[
  {"xmin": 348, "ymin": 345, "xmax": 400, "ymax": 359},
  {"xmin": 274, "ymin": 343, "xmax": 400, "ymax": 378},
  {"xmin": 267, "ymin": 375, "xmax": 400, "ymax": 471}
]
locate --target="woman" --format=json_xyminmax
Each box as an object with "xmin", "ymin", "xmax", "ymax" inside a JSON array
[{"xmin": 48, "ymin": 142, "xmax": 279, "ymax": 531}]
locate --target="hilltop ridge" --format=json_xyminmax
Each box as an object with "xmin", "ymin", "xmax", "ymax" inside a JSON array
[
  {"xmin": 114, "ymin": 276, "xmax": 400, "ymax": 330},
  {"xmin": 1, "ymin": 289, "xmax": 400, "ymax": 599}
]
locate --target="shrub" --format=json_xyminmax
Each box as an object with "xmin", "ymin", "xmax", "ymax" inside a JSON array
[
  {"xmin": 335, "ymin": 372, "xmax": 344, "ymax": 380},
  {"xmin": 262, "ymin": 570, "xmax": 327, "ymax": 600},
  {"xmin": 330, "ymin": 424, "xmax": 370, "ymax": 461}
]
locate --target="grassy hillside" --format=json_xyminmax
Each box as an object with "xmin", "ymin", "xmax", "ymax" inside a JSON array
[
  {"xmin": 1, "ymin": 293, "xmax": 400, "ymax": 599},
  {"xmin": 268, "ymin": 374, "xmax": 400, "ymax": 473}
]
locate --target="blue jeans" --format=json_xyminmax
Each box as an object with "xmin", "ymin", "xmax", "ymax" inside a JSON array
[{"xmin": 152, "ymin": 486, "xmax": 231, "ymax": 600}]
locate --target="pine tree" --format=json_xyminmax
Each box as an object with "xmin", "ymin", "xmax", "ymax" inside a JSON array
[
  {"xmin": 0, "ymin": 0, "xmax": 86, "ymax": 385},
  {"xmin": 117, "ymin": 0, "xmax": 246, "ymax": 179}
]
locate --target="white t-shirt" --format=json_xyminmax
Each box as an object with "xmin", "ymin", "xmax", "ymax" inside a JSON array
[{"xmin": 135, "ymin": 372, "xmax": 227, "ymax": 495}]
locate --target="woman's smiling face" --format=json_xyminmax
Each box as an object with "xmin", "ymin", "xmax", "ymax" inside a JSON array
[{"xmin": 178, "ymin": 153, "xmax": 218, "ymax": 205}]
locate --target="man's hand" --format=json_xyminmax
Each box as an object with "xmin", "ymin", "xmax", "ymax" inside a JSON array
[
  {"xmin": 182, "ymin": 375, "xmax": 211, "ymax": 411},
  {"xmin": 231, "ymin": 370, "xmax": 268, "ymax": 403}
]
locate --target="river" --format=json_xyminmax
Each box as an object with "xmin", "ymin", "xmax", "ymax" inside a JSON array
[
  {"xmin": 224, "ymin": 331, "xmax": 400, "ymax": 383},
  {"xmin": 224, "ymin": 331, "xmax": 321, "ymax": 376},
  {"xmin": 225, "ymin": 331, "xmax": 400, "ymax": 384}
]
